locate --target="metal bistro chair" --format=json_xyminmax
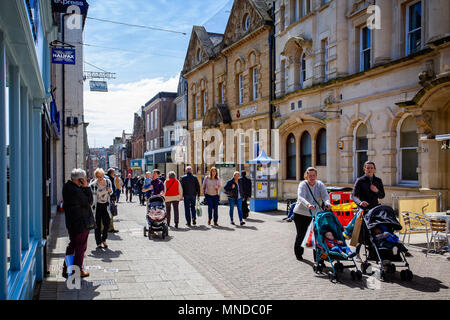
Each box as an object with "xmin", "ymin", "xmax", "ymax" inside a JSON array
[
  {"xmin": 400, "ymin": 211, "xmax": 430, "ymax": 249},
  {"xmin": 428, "ymin": 219, "xmax": 450, "ymax": 255}
]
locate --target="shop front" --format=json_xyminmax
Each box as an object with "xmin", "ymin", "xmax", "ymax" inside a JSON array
[{"xmin": 0, "ymin": 0, "xmax": 57, "ymax": 300}]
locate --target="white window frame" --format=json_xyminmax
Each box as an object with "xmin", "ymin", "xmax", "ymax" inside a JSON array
[
  {"xmin": 146, "ymin": 114, "xmax": 149, "ymax": 132},
  {"xmin": 301, "ymin": 0, "xmax": 309, "ymax": 17},
  {"xmin": 239, "ymin": 133, "xmax": 245, "ymax": 169},
  {"xmin": 405, "ymin": 0, "xmax": 422, "ymax": 55},
  {"xmin": 397, "ymin": 114, "xmax": 419, "ymax": 186},
  {"xmin": 253, "ymin": 130, "xmax": 260, "ymax": 158},
  {"xmin": 155, "ymin": 109, "xmax": 158, "ymax": 130},
  {"xmin": 150, "ymin": 111, "xmax": 154, "ymax": 131},
  {"xmin": 146, "ymin": 141, "xmax": 149, "ymax": 152},
  {"xmin": 238, "ymin": 74, "xmax": 244, "ymax": 105},
  {"xmin": 360, "ymin": 26, "xmax": 371, "ymax": 72},
  {"xmin": 252, "ymin": 68, "xmax": 259, "ymax": 101}
]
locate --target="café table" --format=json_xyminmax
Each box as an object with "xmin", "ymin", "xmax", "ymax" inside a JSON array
[{"xmin": 425, "ymin": 212, "xmax": 450, "ymax": 252}]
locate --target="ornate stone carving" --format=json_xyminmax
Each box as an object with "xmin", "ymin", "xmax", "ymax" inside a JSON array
[
  {"xmin": 418, "ymin": 60, "xmax": 435, "ymax": 87},
  {"xmin": 324, "ymin": 95, "xmax": 336, "ymax": 106}
]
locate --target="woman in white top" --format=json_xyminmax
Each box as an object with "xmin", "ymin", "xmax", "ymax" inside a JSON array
[
  {"xmin": 202, "ymin": 167, "xmax": 221, "ymax": 226},
  {"xmin": 292, "ymin": 167, "xmax": 331, "ymax": 260},
  {"xmin": 89, "ymin": 168, "xmax": 113, "ymax": 249}
]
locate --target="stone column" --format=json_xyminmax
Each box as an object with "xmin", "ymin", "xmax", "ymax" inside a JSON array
[
  {"xmin": 418, "ymin": 138, "xmax": 441, "ymax": 189},
  {"xmin": 427, "ymin": 0, "xmax": 450, "ymax": 43},
  {"xmin": 340, "ymin": 135, "xmax": 354, "ymax": 184},
  {"xmin": 373, "ymin": 0, "xmax": 392, "ymax": 66},
  {"xmin": 381, "ymin": 131, "xmax": 397, "ymax": 186},
  {"xmin": 335, "ymin": 0, "xmax": 349, "ymax": 76}
]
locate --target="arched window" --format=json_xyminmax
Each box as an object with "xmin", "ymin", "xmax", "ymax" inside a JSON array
[
  {"xmin": 300, "ymin": 131, "xmax": 312, "ymax": 179},
  {"xmin": 399, "ymin": 116, "xmax": 418, "ymax": 183},
  {"xmin": 355, "ymin": 123, "xmax": 368, "ymax": 178},
  {"xmin": 316, "ymin": 129, "xmax": 326, "ymax": 166},
  {"xmin": 197, "ymin": 49, "xmax": 202, "ymax": 63},
  {"xmin": 286, "ymin": 134, "xmax": 296, "ymax": 180},
  {"xmin": 243, "ymin": 14, "xmax": 250, "ymax": 31}
]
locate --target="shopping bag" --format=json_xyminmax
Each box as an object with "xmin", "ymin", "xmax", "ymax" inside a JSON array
[
  {"xmin": 196, "ymin": 200, "xmax": 203, "ymax": 217},
  {"xmin": 350, "ymin": 213, "xmax": 363, "ymax": 247},
  {"xmin": 301, "ymin": 220, "xmax": 315, "ymax": 248},
  {"xmin": 109, "ymin": 201, "xmax": 118, "ymax": 217}
]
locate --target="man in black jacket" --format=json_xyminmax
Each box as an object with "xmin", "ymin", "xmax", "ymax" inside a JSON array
[
  {"xmin": 180, "ymin": 166, "xmax": 200, "ymax": 226},
  {"xmin": 239, "ymin": 171, "xmax": 252, "ymax": 219},
  {"xmin": 62, "ymin": 169, "xmax": 94, "ymax": 278},
  {"xmin": 124, "ymin": 173, "xmax": 135, "ymax": 202},
  {"xmin": 135, "ymin": 175, "xmax": 145, "ymax": 206}
]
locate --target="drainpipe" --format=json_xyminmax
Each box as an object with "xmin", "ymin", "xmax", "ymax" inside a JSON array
[
  {"xmin": 269, "ymin": 2, "xmax": 276, "ymax": 155},
  {"xmin": 61, "ymin": 13, "xmax": 66, "ymax": 187}
]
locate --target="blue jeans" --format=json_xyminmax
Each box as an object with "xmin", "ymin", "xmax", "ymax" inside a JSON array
[
  {"xmin": 205, "ymin": 194, "xmax": 219, "ymax": 223},
  {"xmin": 183, "ymin": 195, "xmax": 196, "ymax": 224},
  {"xmin": 115, "ymin": 189, "xmax": 121, "ymax": 201},
  {"xmin": 229, "ymin": 198, "xmax": 243, "ymax": 222}
]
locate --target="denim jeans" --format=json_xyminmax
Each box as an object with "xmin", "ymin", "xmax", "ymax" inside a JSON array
[
  {"xmin": 229, "ymin": 198, "xmax": 243, "ymax": 222},
  {"xmin": 205, "ymin": 194, "xmax": 219, "ymax": 223},
  {"xmin": 183, "ymin": 195, "xmax": 196, "ymax": 224}
]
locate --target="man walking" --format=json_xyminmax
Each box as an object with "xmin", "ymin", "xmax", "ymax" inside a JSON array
[
  {"xmin": 136, "ymin": 175, "xmax": 145, "ymax": 205},
  {"xmin": 180, "ymin": 166, "xmax": 200, "ymax": 227},
  {"xmin": 239, "ymin": 171, "xmax": 252, "ymax": 219},
  {"xmin": 62, "ymin": 169, "xmax": 94, "ymax": 278},
  {"xmin": 124, "ymin": 173, "xmax": 135, "ymax": 202},
  {"xmin": 142, "ymin": 169, "xmax": 164, "ymax": 198}
]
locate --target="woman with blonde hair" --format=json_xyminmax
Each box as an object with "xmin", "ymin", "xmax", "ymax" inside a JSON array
[
  {"xmin": 202, "ymin": 167, "xmax": 221, "ymax": 226},
  {"xmin": 292, "ymin": 167, "xmax": 331, "ymax": 260},
  {"xmin": 164, "ymin": 171, "xmax": 183, "ymax": 229},
  {"xmin": 89, "ymin": 168, "xmax": 113, "ymax": 249}
]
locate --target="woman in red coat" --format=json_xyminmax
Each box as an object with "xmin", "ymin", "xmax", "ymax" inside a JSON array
[{"xmin": 164, "ymin": 171, "xmax": 183, "ymax": 229}]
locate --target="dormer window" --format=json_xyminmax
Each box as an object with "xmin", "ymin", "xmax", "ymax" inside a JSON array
[{"xmin": 244, "ymin": 14, "xmax": 250, "ymax": 31}]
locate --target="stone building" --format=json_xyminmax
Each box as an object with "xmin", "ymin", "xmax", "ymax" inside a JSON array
[
  {"xmin": 272, "ymin": 0, "xmax": 449, "ymax": 208},
  {"xmin": 130, "ymin": 107, "xmax": 145, "ymax": 175},
  {"xmin": 182, "ymin": 0, "xmax": 275, "ymax": 181},
  {"xmin": 143, "ymin": 92, "xmax": 177, "ymax": 173}
]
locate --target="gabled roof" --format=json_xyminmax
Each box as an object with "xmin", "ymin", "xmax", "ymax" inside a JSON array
[{"xmin": 182, "ymin": 26, "xmax": 224, "ymax": 75}]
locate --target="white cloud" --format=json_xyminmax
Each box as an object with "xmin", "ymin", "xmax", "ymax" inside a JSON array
[{"xmin": 84, "ymin": 75, "xmax": 179, "ymax": 148}]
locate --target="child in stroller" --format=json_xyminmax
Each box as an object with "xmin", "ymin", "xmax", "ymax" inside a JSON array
[
  {"xmin": 373, "ymin": 225, "xmax": 408, "ymax": 255},
  {"xmin": 322, "ymin": 226, "xmax": 356, "ymax": 259},
  {"xmin": 143, "ymin": 195, "xmax": 169, "ymax": 239}
]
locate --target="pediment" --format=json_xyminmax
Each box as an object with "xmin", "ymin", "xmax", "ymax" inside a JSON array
[
  {"xmin": 222, "ymin": 0, "xmax": 271, "ymax": 48},
  {"xmin": 182, "ymin": 26, "xmax": 221, "ymax": 75}
]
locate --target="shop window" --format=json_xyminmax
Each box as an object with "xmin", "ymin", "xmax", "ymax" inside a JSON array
[
  {"xmin": 300, "ymin": 131, "xmax": 312, "ymax": 179},
  {"xmin": 399, "ymin": 116, "xmax": 418, "ymax": 183},
  {"xmin": 286, "ymin": 134, "xmax": 296, "ymax": 180},
  {"xmin": 316, "ymin": 129, "xmax": 327, "ymax": 166},
  {"xmin": 355, "ymin": 123, "xmax": 368, "ymax": 178}
]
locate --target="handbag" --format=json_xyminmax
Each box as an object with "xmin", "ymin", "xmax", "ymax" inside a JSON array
[
  {"xmin": 196, "ymin": 199, "xmax": 203, "ymax": 217},
  {"xmin": 350, "ymin": 212, "xmax": 363, "ymax": 247},
  {"xmin": 109, "ymin": 200, "xmax": 118, "ymax": 217}
]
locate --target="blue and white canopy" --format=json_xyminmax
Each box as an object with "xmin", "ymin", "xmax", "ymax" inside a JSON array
[{"xmin": 246, "ymin": 150, "xmax": 280, "ymax": 164}]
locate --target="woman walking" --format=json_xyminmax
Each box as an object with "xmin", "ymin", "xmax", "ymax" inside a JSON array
[
  {"xmin": 224, "ymin": 172, "xmax": 245, "ymax": 226},
  {"xmin": 164, "ymin": 171, "xmax": 183, "ymax": 229},
  {"xmin": 203, "ymin": 167, "xmax": 221, "ymax": 226},
  {"xmin": 90, "ymin": 168, "xmax": 113, "ymax": 249},
  {"xmin": 292, "ymin": 167, "xmax": 331, "ymax": 261},
  {"xmin": 114, "ymin": 174, "xmax": 123, "ymax": 202}
]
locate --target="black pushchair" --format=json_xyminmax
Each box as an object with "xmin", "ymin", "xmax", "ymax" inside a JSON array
[
  {"xmin": 143, "ymin": 195, "xmax": 169, "ymax": 240},
  {"xmin": 360, "ymin": 205, "xmax": 413, "ymax": 281}
]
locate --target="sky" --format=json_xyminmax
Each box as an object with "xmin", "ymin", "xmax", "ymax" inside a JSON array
[{"xmin": 84, "ymin": 0, "xmax": 234, "ymax": 148}]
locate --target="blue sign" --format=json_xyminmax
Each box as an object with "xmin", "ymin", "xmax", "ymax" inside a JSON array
[
  {"xmin": 89, "ymin": 81, "xmax": 108, "ymax": 92},
  {"xmin": 52, "ymin": 48, "xmax": 76, "ymax": 65}
]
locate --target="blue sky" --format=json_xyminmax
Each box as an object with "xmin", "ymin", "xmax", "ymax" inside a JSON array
[{"xmin": 84, "ymin": 0, "xmax": 234, "ymax": 147}]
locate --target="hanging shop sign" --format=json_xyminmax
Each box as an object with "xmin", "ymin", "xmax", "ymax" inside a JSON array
[
  {"xmin": 89, "ymin": 81, "xmax": 108, "ymax": 92},
  {"xmin": 51, "ymin": 47, "xmax": 76, "ymax": 65},
  {"xmin": 51, "ymin": 0, "xmax": 89, "ymax": 14}
]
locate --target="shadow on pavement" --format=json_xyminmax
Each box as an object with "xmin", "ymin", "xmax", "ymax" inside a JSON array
[
  {"xmin": 245, "ymin": 218, "xmax": 265, "ymax": 223},
  {"xmin": 88, "ymin": 248, "xmax": 123, "ymax": 263},
  {"xmin": 255, "ymin": 211, "xmax": 287, "ymax": 217},
  {"xmin": 108, "ymin": 234, "xmax": 122, "ymax": 241},
  {"xmin": 236, "ymin": 225, "xmax": 258, "ymax": 231},
  {"xmin": 211, "ymin": 225, "xmax": 235, "ymax": 231},
  {"xmin": 148, "ymin": 235, "xmax": 173, "ymax": 242},
  {"xmin": 188, "ymin": 225, "xmax": 210, "ymax": 232}
]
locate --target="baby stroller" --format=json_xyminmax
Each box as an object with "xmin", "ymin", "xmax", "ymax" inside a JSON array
[
  {"xmin": 312, "ymin": 211, "xmax": 362, "ymax": 282},
  {"xmin": 143, "ymin": 195, "xmax": 169, "ymax": 240},
  {"xmin": 359, "ymin": 205, "xmax": 413, "ymax": 281}
]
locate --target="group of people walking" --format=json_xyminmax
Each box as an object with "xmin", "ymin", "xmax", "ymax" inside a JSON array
[{"xmin": 290, "ymin": 161, "xmax": 385, "ymax": 261}]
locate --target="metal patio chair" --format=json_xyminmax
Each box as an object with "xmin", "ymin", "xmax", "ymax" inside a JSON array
[
  {"xmin": 428, "ymin": 219, "xmax": 450, "ymax": 255},
  {"xmin": 400, "ymin": 211, "xmax": 430, "ymax": 250}
]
